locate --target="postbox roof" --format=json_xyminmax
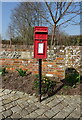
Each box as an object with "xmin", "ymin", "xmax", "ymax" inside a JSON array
[{"xmin": 34, "ymin": 26, "xmax": 48, "ymax": 33}]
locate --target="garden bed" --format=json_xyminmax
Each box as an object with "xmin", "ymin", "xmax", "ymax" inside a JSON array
[{"xmin": 1, "ymin": 71, "xmax": 81, "ymax": 96}]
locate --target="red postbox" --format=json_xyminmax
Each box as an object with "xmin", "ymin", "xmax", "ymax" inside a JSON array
[{"xmin": 34, "ymin": 26, "xmax": 48, "ymax": 59}]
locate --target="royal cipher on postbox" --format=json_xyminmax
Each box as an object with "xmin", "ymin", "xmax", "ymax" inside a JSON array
[{"xmin": 34, "ymin": 26, "xmax": 48, "ymax": 59}]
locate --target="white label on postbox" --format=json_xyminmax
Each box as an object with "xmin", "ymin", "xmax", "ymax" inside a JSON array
[{"xmin": 38, "ymin": 43, "xmax": 44, "ymax": 54}]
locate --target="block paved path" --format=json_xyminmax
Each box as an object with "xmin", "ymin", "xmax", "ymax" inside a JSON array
[{"xmin": 0, "ymin": 89, "xmax": 81, "ymax": 119}]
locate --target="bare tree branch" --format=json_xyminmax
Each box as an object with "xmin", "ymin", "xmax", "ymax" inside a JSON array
[
  {"xmin": 56, "ymin": 1, "xmax": 73, "ymax": 23},
  {"xmin": 55, "ymin": 3, "xmax": 59, "ymax": 21},
  {"xmin": 57, "ymin": 12, "xmax": 80, "ymax": 27},
  {"xmin": 45, "ymin": 2, "xmax": 55, "ymax": 23}
]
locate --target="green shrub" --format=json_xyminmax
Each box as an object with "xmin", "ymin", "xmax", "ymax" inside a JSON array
[
  {"xmin": 16, "ymin": 68, "xmax": 27, "ymax": 77},
  {"xmin": 65, "ymin": 69, "xmax": 80, "ymax": 86},
  {"xmin": 0, "ymin": 67, "xmax": 7, "ymax": 75},
  {"xmin": 34, "ymin": 75, "xmax": 56, "ymax": 96}
]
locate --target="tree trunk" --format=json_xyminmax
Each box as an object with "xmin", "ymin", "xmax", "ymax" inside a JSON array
[
  {"xmin": 10, "ymin": 38, "xmax": 12, "ymax": 48},
  {"xmin": 49, "ymin": 24, "xmax": 57, "ymax": 59},
  {"xmin": 50, "ymin": 24, "xmax": 56, "ymax": 50}
]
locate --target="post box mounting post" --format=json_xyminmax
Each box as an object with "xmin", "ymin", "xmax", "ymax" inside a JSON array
[{"xmin": 38, "ymin": 59, "xmax": 42, "ymax": 102}]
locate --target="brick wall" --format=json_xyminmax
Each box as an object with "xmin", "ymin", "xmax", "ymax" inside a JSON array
[{"xmin": 0, "ymin": 45, "xmax": 81, "ymax": 79}]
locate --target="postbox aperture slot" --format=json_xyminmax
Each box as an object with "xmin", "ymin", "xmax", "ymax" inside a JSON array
[{"xmin": 35, "ymin": 32, "xmax": 47, "ymax": 34}]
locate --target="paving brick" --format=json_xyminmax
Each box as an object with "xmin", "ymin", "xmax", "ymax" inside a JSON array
[
  {"xmin": 10, "ymin": 100, "xmax": 18, "ymax": 106},
  {"xmin": 47, "ymin": 98, "xmax": 61, "ymax": 108},
  {"xmin": 35, "ymin": 108, "xmax": 47, "ymax": 116},
  {"xmin": 0, "ymin": 92, "xmax": 3, "ymax": 97},
  {"xmin": 0, "ymin": 106, "xmax": 5, "ymax": 113},
  {"xmin": 16, "ymin": 98, "xmax": 24, "ymax": 104},
  {"xmin": 69, "ymin": 102, "xmax": 80, "ymax": 108},
  {"xmin": 25, "ymin": 104, "xmax": 38, "ymax": 113},
  {"xmin": 8, "ymin": 93, "xmax": 15, "ymax": 98},
  {"xmin": 37, "ymin": 114, "xmax": 48, "ymax": 118},
  {"xmin": 0, "ymin": 101, "xmax": 2, "ymax": 107},
  {"xmin": 39, "ymin": 105, "xmax": 50, "ymax": 111},
  {"xmin": 52, "ymin": 112, "xmax": 66, "ymax": 119},
  {"xmin": 25, "ymin": 106, "xmax": 34, "ymax": 113},
  {"xmin": 60, "ymin": 100, "xmax": 68, "ymax": 107},
  {"xmin": 41, "ymin": 96, "xmax": 55, "ymax": 104},
  {"xmin": 3, "ymin": 89, "xmax": 12, "ymax": 95},
  {"xmin": 0, "ymin": 112, "xmax": 3, "ymax": 119},
  {"xmin": 23, "ymin": 114, "xmax": 30, "ymax": 118},
  {"xmin": 67, "ymin": 107, "xmax": 80, "ymax": 118},
  {"xmin": 11, "ymin": 112, "xmax": 22, "ymax": 118},
  {"xmin": 1, "ymin": 94, "xmax": 10, "ymax": 100},
  {"xmin": 16, "ymin": 91, "xmax": 24, "ymax": 98},
  {"xmin": 10, "ymin": 90, "xmax": 16, "ymax": 94},
  {"xmin": 18, "ymin": 103, "xmax": 27, "ymax": 109},
  {"xmin": 2, "ymin": 99, "xmax": 12, "ymax": 105},
  {"xmin": 27, "ymin": 99, "xmax": 34, "ymax": 103},
  {"xmin": 35, "ymin": 102, "xmax": 42, "ymax": 108},
  {"xmin": 9, "ymin": 95, "xmax": 20, "ymax": 101},
  {"xmin": 44, "ymin": 109, "xmax": 55, "ymax": 118},
  {"xmin": 58, "ymin": 105, "xmax": 76, "ymax": 118},
  {"xmin": 4, "ymin": 102, "xmax": 16, "ymax": 110},
  {"xmin": 56, "ymin": 106, "xmax": 74, "ymax": 118},
  {"xmin": 29, "ymin": 112, "xmax": 39, "ymax": 118},
  {"xmin": 19, "ymin": 96, "xmax": 28, "ymax": 101},
  {"xmin": 51, "ymin": 103, "xmax": 64, "ymax": 115},
  {"xmin": 67, "ymin": 119, "xmax": 79, "ymax": 120},
  {"xmin": 56, "ymin": 95, "xmax": 65, "ymax": 101},
  {"xmin": 64, "ymin": 96, "xmax": 72, "ymax": 101},
  {"xmin": 33, "ymin": 97, "xmax": 38, "ymax": 102},
  {"xmin": 2, "ymin": 109, "xmax": 13, "ymax": 118},
  {"xmin": 70, "ymin": 97, "xmax": 80, "ymax": 105},
  {"xmin": 18, "ymin": 102, "xmax": 29, "ymax": 109},
  {"xmin": 19, "ymin": 109, "xmax": 29, "ymax": 117},
  {"xmin": 50, "ymin": 95, "xmax": 58, "ymax": 100},
  {"xmin": 55, "ymin": 102, "xmax": 64, "ymax": 110},
  {"xmin": 0, "ymin": 96, "xmax": 2, "ymax": 101},
  {"xmin": 62, "ymin": 105, "xmax": 75, "ymax": 113},
  {"xmin": 67, "ymin": 112, "xmax": 80, "ymax": 118},
  {"xmin": 11, "ymin": 105, "xmax": 22, "ymax": 113},
  {"xmin": 2, "ymin": 106, "xmax": 6, "ymax": 112},
  {"xmin": 0, "ymin": 89, "xmax": 3, "ymax": 93}
]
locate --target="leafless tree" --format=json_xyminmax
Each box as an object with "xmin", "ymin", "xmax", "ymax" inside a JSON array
[
  {"xmin": 8, "ymin": 2, "xmax": 81, "ymax": 48},
  {"xmin": 8, "ymin": 2, "xmax": 46, "ymax": 46},
  {"xmin": 7, "ymin": 25, "xmax": 15, "ymax": 47},
  {"xmin": 31, "ymin": 1, "xmax": 81, "ymax": 49}
]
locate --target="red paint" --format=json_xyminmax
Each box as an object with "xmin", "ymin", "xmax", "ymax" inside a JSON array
[{"xmin": 34, "ymin": 26, "xmax": 48, "ymax": 59}]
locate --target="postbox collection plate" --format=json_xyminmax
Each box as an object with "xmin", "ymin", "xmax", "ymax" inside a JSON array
[{"xmin": 38, "ymin": 43, "xmax": 44, "ymax": 54}]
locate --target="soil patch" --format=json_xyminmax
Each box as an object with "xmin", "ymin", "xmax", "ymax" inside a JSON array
[{"xmin": 1, "ymin": 72, "xmax": 81, "ymax": 95}]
